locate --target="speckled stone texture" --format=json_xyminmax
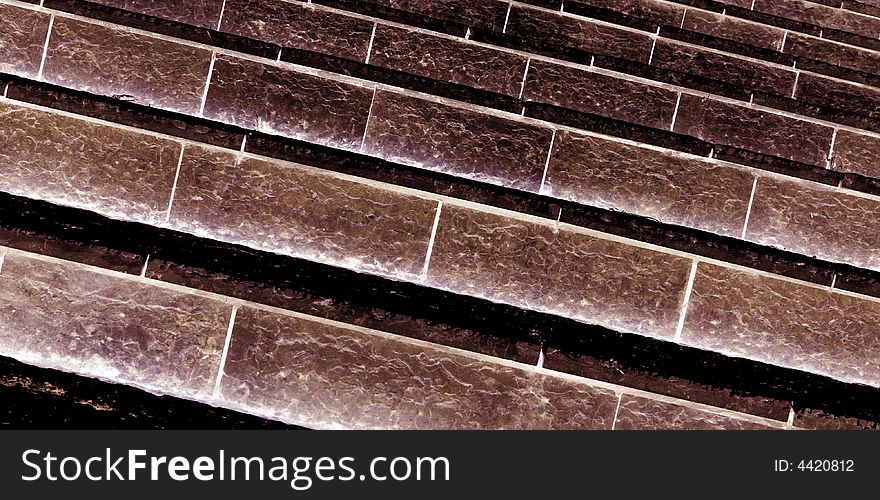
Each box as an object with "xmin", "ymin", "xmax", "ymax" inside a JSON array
[
  {"xmin": 87, "ymin": 0, "xmax": 225, "ymax": 28},
  {"xmin": 0, "ymin": 4, "xmax": 50, "ymax": 79},
  {"xmin": 203, "ymin": 55, "xmax": 374, "ymax": 150},
  {"xmin": 784, "ymin": 33, "xmax": 880, "ymax": 77},
  {"xmin": 42, "ymin": 18, "xmax": 213, "ymax": 115},
  {"xmin": 673, "ymin": 94, "xmax": 835, "ymax": 166},
  {"xmin": 505, "ymin": 3, "xmax": 654, "ymax": 63},
  {"xmin": 682, "ymin": 9, "xmax": 786, "ymax": 51},
  {"xmin": 218, "ymin": 305, "xmax": 621, "ymax": 429},
  {"xmin": 0, "ymin": 252, "xmax": 231, "ymax": 399},
  {"xmin": 721, "ymin": 0, "xmax": 754, "ymax": 7},
  {"xmin": 832, "ymin": 130, "xmax": 880, "ymax": 178},
  {"xmin": 795, "ymin": 73, "xmax": 880, "ymax": 119},
  {"xmin": 362, "ymin": 91, "xmax": 554, "ymax": 191},
  {"xmin": 0, "ymin": 101, "xmax": 180, "ymax": 224},
  {"xmin": 523, "ymin": 61, "xmax": 678, "ymax": 129},
  {"xmin": 650, "ymin": 40, "xmax": 797, "ymax": 96},
  {"xmin": 681, "ymin": 263, "xmax": 880, "ymax": 387},
  {"xmin": 746, "ymin": 176, "xmax": 880, "ymax": 271},
  {"xmin": 426, "ymin": 204, "xmax": 694, "ymax": 339},
  {"xmin": 544, "ymin": 130, "xmax": 755, "ymax": 237},
  {"xmin": 614, "ymin": 395, "xmax": 778, "ymax": 430},
  {"xmin": 567, "ymin": 0, "xmax": 686, "ymax": 27},
  {"xmin": 754, "ymin": 0, "xmax": 880, "ymax": 39},
  {"xmin": 220, "ymin": 0, "xmax": 375, "ymax": 61},
  {"xmin": 369, "ymin": 24, "xmax": 529, "ymax": 96},
  {"xmin": 168, "ymin": 144, "xmax": 439, "ymax": 279},
  {"xmin": 343, "ymin": 0, "xmax": 509, "ymax": 32},
  {"xmin": 794, "ymin": 409, "xmax": 879, "ymax": 430}
]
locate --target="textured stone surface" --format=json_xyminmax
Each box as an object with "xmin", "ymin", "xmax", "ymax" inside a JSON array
[
  {"xmin": 426, "ymin": 204, "xmax": 694, "ymax": 339},
  {"xmin": 544, "ymin": 345, "xmax": 793, "ymax": 421},
  {"xmin": 0, "ymin": 252, "xmax": 231, "ymax": 399},
  {"xmin": 544, "ymin": 130, "xmax": 755, "ymax": 237},
  {"xmin": 746, "ymin": 176, "xmax": 880, "ymax": 271},
  {"xmin": 351, "ymin": 0, "xmax": 509, "ymax": 32},
  {"xmin": 204, "ymin": 55, "xmax": 374, "ymax": 151},
  {"xmin": 505, "ymin": 3, "xmax": 654, "ymax": 63},
  {"xmin": 722, "ymin": 0, "xmax": 755, "ymax": 7},
  {"xmin": 681, "ymin": 262, "xmax": 880, "ymax": 387},
  {"xmin": 88, "ymin": 0, "xmax": 225, "ymax": 28},
  {"xmin": 844, "ymin": 0, "xmax": 880, "ymax": 17},
  {"xmin": 784, "ymin": 32, "xmax": 880, "ymax": 77},
  {"xmin": 362, "ymin": 91, "xmax": 554, "ymax": 191},
  {"xmin": 219, "ymin": 306, "xmax": 620, "ymax": 429},
  {"xmin": 42, "ymin": 18, "xmax": 213, "ymax": 115},
  {"xmin": 614, "ymin": 395, "xmax": 778, "ymax": 429},
  {"xmin": 795, "ymin": 73, "xmax": 880, "ymax": 119},
  {"xmin": 673, "ymin": 94, "xmax": 835, "ymax": 166},
  {"xmin": 168, "ymin": 145, "xmax": 438, "ymax": 279},
  {"xmin": 220, "ymin": 0, "xmax": 375, "ymax": 60},
  {"xmin": 566, "ymin": 0, "xmax": 685, "ymax": 27},
  {"xmin": 370, "ymin": 24, "xmax": 528, "ymax": 96},
  {"xmin": 682, "ymin": 9, "xmax": 786, "ymax": 51},
  {"xmin": 650, "ymin": 39, "xmax": 797, "ymax": 96},
  {"xmin": 523, "ymin": 60, "xmax": 678, "ymax": 129},
  {"xmin": 832, "ymin": 130, "xmax": 880, "ymax": 178},
  {"xmin": 794, "ymin": 409, "xmax": 879, "ymax": 430},
  {"xmin": 0, "ymin": 101, "xmax": 180, "ymax": 224},
  {"xmin": 0, "ymin": 4, "xmax": 50, "ymax": 79},
  {"xmin": 754, "ymin": 0, "xmax": 880, "ymax": 39}
]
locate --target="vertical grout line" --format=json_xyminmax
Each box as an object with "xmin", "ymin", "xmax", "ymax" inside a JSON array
[
  {"xmin": 674, "ymin": 260, "xmax": 699, "ymax": 342},
  {"xmin": 276, "ymin": 48, "xmax": 282, "ymax": 62},
  {"xmin": 830, "ymin": 273, "xmax": 837, "ymax": 289},
  {"xmin": 780, "ymin": 31, "xmax": 789, "ymax": 52},
  {"xmin": 360, "ymin": 88, "xmax": 378, "ymax": 152},
  {"xmin": 708, "ymin": 147, "xmax": 714, "ymax": 159},
  {"xmin": 37, "ymin": 14, "xmax": 55, "ymax": 81},
  {"xmin": 749, "ymin": 93, "xmax": 754, "ymax": 104},
  {"xmin": 741, "ymin": 177, "xmax": 759, "ymax": 239},
  {"xmin": 212, "ymin": 305, "xmax": 238, "ymax": 399},
  {"xmin": 536, "ymin": 346, "xmax": 545, "ymax": 368},
  {"xmin": 165, "ymin": 144, "xmax": 186, "ymax": 223},
  {"xmin": 827, "ymin": 128, "xmax": 839, "ymax": 169},
  {"xmin": 786, "ymin": 407, "xmax": 796, "ymax": 427},
  {"xmin": 538, "ymin": 130, "xmax": 557, "ymax": 194},
  {"xmin": 0, "ymin": 254, "xmax": 5, "ymax": 275},
  {"xmin": 2, "ymin": 82, "xmax": 8, "ymax": 98},
  {"xmin": 464, "ymin": 27, "xmax": 471, "ymax": 40},
  {"xmin": 669, "ymin": 92, "xmax": 682, "ymax": 131},
  {"xmin": 420, "ymin": 202, "xmax": 444, "ymax": 281},
  {"xmin": 560, "ymin": 1, "xmax": 564, "ymax": 13},
  {"xmin": 198, "ymin": 51, "xmax": 217, "ymax": 117},
  {"xmin": 239, "ymin": 135, "xmax": 247, "ymax": 154},
  {"xmin": 611, "ymin": 393, "xmax": 623, "ymax": 430},
  {"xmin": 589, "ymin": 55, "xmax": 595, "ymax": 67},
  {"xmin": 680, "ymin": 8, "xmax": 687, "ymax": 29},
  {"xmin": 647, "ymin": 37, "xmax": 658, "ymax": 65},
  {"xmin": 790, "ymin": 71, "xmax": 800, "ymax": 99},
  {"xmin": 364, "ymin": 22, "xmax": 377, "ymax": 64},
  {"xmin": 518, "ymin": 58, "xmax": 531, "ymax": 99},
  {"xmin": 502, "ymin": 1, "xmax": 512, "ymax": 33},
  {"xmin": 216, "ymin": 0, "xmax": 227, "ymax": 31},
  {"xmin": 750, "ymin": 0, "xmax": 756, "ymax": 9},
  {"xmin": 140, "ymin": 254, "xmax": 151, "ymax": 278}
]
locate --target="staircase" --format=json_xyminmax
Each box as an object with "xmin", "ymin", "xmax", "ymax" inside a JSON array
[{"xmin": 1, "ymin": 0, "xmax": 879, "ymax": 429}]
